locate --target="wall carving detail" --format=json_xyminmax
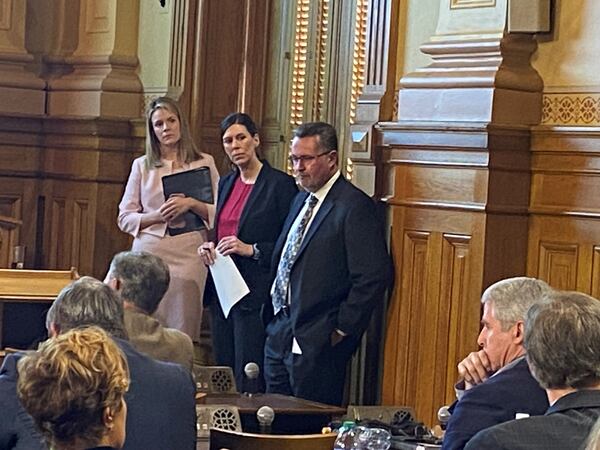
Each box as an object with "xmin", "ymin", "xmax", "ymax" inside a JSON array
[{"xmin": 542, "ymin": 93, "xmax": 600, "ymax": 126}]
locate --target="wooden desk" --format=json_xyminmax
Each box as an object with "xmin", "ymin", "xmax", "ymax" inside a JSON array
[
  {"xmin": 197, "ymin": 393, "xmax": 345, "ymax": 434},
  {"xmin": 0, "ymin": 269, "xmax": 77, "ymax": 348}
]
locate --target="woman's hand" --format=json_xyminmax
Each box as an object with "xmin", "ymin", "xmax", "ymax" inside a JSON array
[
  {"xmin": 159, "ymin": 193, "xmax": 191, "ymax": 221},
  {"xmin": 198, "ymin": 242, "xmax": 217, "ymax": 266},
  {"xmin": 216, "ymin": 236, "xmax": 254, "ymax": 257}
]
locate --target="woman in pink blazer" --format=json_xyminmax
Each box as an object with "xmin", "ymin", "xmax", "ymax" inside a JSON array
[{"xmin": 118, "ymin": 97, "xmax": 219, "ymax": 343}]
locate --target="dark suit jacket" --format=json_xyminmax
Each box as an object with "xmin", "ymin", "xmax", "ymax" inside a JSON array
[
  {"xmin": 206, "ymin": 161, "xmax": 297, "ymax": 311},
  {"xmin": 263, "ymin": 175, "xmax": 392, "ymax": 357},
  {"xmin": 465, "ymin": 390, "xmax": 600, "ymax": 450},
  {"xmin": 0, "ymin": 339, "xmax": 196, "ymax": 450},
  {"xmin": 442, "ymin": 357, "xmax": 549, "ymax": 450}
]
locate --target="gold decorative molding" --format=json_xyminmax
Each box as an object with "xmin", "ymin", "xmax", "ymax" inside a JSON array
[
  {"xmin": 450, "ymin": 0, "xmax": 496, "ymax": 9},
  {"xmin": 0, "ymin": 0, "xmax": 12, "ymax": 31},
  {"xmin": 542, "ymin": 93, "xmax": 600, "ymax": 126},
  {"xmin": 311, "ymin": 0, "xmax": 329, "ymax": 120},
  {"xmin": 349, "ymin": 0, "xmax": 368, "ymax": 124},
  {"xmin": 289, "ymin": 0, "xmax": 310, "ymax": 127}
]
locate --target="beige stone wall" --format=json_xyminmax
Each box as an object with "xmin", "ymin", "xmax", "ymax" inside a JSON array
[
  {"xmin": 534, "ymin": 1, "xmax": 600, "ymax": 125},
  {"xmin": 396, "ymin": 0, "xmax": 439, "ymax": 81},
  {"xmin": 138, "ymin": 0, "xmax": 173, "ymax": 111}
]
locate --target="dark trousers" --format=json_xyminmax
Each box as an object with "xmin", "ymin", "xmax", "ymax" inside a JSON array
[
  {"xmin": 210, "ymin": 302, "xmax": 266, "ymax": 393},
  {"xmin": 263, "ymin": 309, "xmax": 355, "ymax": 406}
]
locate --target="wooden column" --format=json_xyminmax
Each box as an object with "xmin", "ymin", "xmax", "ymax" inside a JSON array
[{"xmin": 378, "ymin": 0, "xmax": 547, "ymax": 426}]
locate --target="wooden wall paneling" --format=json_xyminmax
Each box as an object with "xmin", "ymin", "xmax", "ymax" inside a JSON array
[
  {"xmin": 379, "ymin": 123, "xmax": 531, "ymax": 426},
  {"xmin": 39, "ymin": 117, "xmax": 142, "ymax": 278},
  {"xmin": 528, "ymin": 127, "xmax": 600, "ymax": 294},
  {"xmin": 260, "ymin": 0, "xmax": 295, "ymax": 170},
  {"xmin": 189, "ymin": 0, "xmax": 273, "ymax": 174},
  {"xmin": 42, "ymin": 181, "xmax": 95, "ymax": 275},
  {"xmin": 383, "ymin": 200, "xmax": 485, "ymax": 425}
]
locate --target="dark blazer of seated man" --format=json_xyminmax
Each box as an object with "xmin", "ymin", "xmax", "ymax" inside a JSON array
[
  {"xmin": 0, "ymin": 276, "xmax": 196, "ymax": 450},
  {"xmin": 105, "ymin": 250, "xmax": 194, "ymax": 371},
  {"xmin": 442, "ymin": 277, "xmax": 552, "ymax": 450},
  {"xmin": 466, "ymin": 290, "xmax": 600, "ymax": 450}
]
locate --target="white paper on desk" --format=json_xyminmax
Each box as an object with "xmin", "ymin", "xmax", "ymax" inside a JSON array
[{"xmin": 209, "ymin": 252, "xmax": 250, "ymax": 318}]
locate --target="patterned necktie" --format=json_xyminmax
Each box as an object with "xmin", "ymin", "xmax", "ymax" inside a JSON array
[{"xmin": 272, "ymin": 195, "xmax": 318, "ymax": 314}]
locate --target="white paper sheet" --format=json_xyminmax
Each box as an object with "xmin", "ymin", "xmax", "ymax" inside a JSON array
[{"xmin": 209, "ymin": 252, "xmax": 250, "ymax": 318}]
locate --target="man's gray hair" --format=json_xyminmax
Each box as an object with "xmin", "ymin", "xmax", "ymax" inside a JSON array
[
  {"xmin": 481, "ymin": 277, "xmax": 552, "ymax": 330},
  {"xmin": 46, "ymin": 276, "xmax": 127, "ymax": 339},
  {"xmin": 107, "ymin": 251, "xmax": 170, "ymax": 315},
  {"xmin": 525, "ymin": 290, "xmax": 600, "ymax": 389}
]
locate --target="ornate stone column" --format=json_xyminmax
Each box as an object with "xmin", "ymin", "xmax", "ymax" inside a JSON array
[
  {"xmin": 46, "ymin": 0, "xmax": 142, "ymax": 118},
  {"xmin": 0, "ymin": 0, "xmax": 45, "ymax": 115}
]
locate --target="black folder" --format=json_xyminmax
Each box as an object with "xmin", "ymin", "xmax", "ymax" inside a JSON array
[{"xmin": 161, "ymin": 167, "xmax": 214, "ymax": 236}]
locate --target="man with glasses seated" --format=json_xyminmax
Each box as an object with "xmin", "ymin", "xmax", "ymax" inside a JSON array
[{"xmin": 262, "ymin": 121, "xmax": 392, "ymax": 406}]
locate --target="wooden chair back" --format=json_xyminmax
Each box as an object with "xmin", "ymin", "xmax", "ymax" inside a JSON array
[{"xmin": 209, "ymin": 428, "xmax": 337, "ymax": 450}]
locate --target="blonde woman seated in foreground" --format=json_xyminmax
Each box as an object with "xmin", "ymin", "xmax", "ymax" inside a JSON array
[{"xmin": 17, "ymin": 326, "xmax": 130, "ymax": 450}]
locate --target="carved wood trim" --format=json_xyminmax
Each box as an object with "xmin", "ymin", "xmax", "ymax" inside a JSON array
[{"xmin": 538, "ymin": 241, "xmax": 578, "ymax": 291}]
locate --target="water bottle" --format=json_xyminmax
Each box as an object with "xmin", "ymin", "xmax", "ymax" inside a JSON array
[
  {"xmin": 334, "ymin": 421, "xmax": 361, "ymax": 449},
  {"xmin": 361, "ymin": 427, "xmax": 392, "ymax": 450}
]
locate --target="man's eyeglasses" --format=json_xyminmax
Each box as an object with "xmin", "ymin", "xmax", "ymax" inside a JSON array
[{"xmin": 288, "ymin": 151, "xmax": 333, "ymax": 165}]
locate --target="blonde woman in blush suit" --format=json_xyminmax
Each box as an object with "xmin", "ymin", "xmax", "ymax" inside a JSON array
[{"xmin": 118, "ymin": 97, "xmax": 219, "ymax": 343}]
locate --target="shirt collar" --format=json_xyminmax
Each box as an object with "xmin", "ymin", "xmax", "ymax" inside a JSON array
[{"xmin": 311, "ymin": 170, "xmax": 341, "ymax": 203}]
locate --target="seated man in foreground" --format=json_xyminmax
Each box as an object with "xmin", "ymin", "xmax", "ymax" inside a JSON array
[
  {"xmin": 0, "ymin": 276, "xmax": 196, "ymax": 450},
  {"xmin": 442, "ymin": 277, "xmax": 552, "ymax": 450},
  {"xmin": 465, "ymin": 290, "xmax": 600, "ymax": 449},
  {"xmin": 105, "ymin": 250, "xmax": 194, "ymax": 371}
]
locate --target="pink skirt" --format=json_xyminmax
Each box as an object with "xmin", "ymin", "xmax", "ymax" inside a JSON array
[{"xmin": 132, "ymin": 230, "xmax": 207, "ymax": 342}]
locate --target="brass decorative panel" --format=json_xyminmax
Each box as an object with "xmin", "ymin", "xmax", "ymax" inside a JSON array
[
  {"xmin": 311, "ymin": 0, "xmax": 329, "ymax": 120},
  {"xmin": 289, "ymin": 0, "xmax": 310, "ymax": 127},
  {"xmin": 349, "ymin": 0, "xmax": 368, "ymax": 124}
]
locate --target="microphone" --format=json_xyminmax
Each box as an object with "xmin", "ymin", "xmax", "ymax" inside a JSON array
[
  {"xmin": 437, "ymin": 406, "xmax": 451, "ymax": 430},
  {"xmin": 256, "ymin": 405, "xmax": 275, "ymax": 434},
  {"xmin": 244, "ymin": 362, "xmax": 260, "ymax": 396}
]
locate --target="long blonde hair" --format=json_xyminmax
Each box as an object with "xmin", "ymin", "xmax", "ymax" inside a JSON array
[{"xmin": 144, "ymin": 96, "xmax": 203, "ymax": 169}]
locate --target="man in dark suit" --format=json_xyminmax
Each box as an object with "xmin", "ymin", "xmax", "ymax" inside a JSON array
[
  {"xmin": 262, "ymin": 122, "xmax": 392, "ymax": 406},
  {"xmin": 465, "ymin": 290, "xmax": 600, "ymax": 449},
  {"xmin": 0, "ymin": 276, "xmax": 196, "ymax": 450},
  {"xmin": 442, "ymin": 277, "xmax": 552, "ymax": 450}
]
